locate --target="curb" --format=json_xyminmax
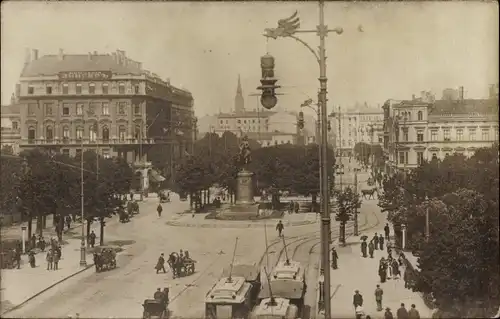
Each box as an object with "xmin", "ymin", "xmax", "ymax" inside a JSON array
[
  {"xmin": 1, "ymin": 263, "xmax": 95, "ymax": 317},
  {"xmin": 164, "ymin": 219, "xmax": 317, "ymax": 228}
]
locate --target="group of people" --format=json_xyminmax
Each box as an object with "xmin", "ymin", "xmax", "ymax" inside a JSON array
[
  {"xmin": 155, "ymin": 250, "xmax": 192, "ymax": 274},
  {"xmin": 153, "ymin": 287, "xmax": 170, "ymax": 305},
  {"xmin": 353, "ymin": 288, "xmax": 421, "ymax": 319}
]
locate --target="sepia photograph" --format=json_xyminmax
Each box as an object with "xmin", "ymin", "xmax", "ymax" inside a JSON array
[{"xmin": 0, "ymin": 1, "xmax": 498, "ymax": 318}]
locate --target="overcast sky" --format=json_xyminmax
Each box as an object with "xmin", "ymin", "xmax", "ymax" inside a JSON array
[{"xmin": 1, "ymin": 1, "xmax": 498, "ymax": 117}]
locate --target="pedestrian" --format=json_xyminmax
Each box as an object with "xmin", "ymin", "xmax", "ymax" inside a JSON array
[
  {"xmin": 294, "ymin": 201, "xmax": 299, "ymax": 214},
  {"xmin": 379, "ymin": 263, "xmax": 387, "ymax": 283},
  {"xmin": 385, "ymin": 307, "xmax": 394, "ymax": 319},
  {"xmin": 375, "ymin": 284, "xmax": 384, "ymax": 311},
  {"xmin": 130, "ymin": 191, "xmax": 134, "ymax": 201},
  {"xmin": 408, "ymin": 304, "xmax": 420, "ymax": 319},
  {"xmin": 397, "ymin": 303, "xmax": 409, "ymax": 319},
  {"xmin": 379, "ymin": 234, "xmax": 385, "ymax": 250},
  {"xmin": 353, "ymin": 290, "xmax": 363, "ymax": 308},
  {"xmin": 30, "ymin": 234, "xmax": 36, "ymax": 250},
  {"xmin": 89, "ymin": 230, "xmax": 96, "ymax": 248},
  {"xmin": 40, "ymin": 237, "xmax": 46, "ymax": 252},
  {"xmin": 14, "ymin": 248, "xmax": 21, "ymax": 269},
  {"xmin": 157, "ymin": 203, "xmax": 163, "ymax": 217},
  {"xmin": 403, "ymin": 267, "xmax": 410, "ymax": 288},
  {"xmin": 392, "ymin": 259, "xmax": 400, "ymax": 279},
  {"xmin": 154, "ymin": 288, "xmax": 163, "ymax": 300},
  {"xmin": 361, "ymin": 239, "xmax": 367, "ymax": 258},
  {"xmin": 373, "ymin": 233, "xmax": 379, "ymax": 250},
  {"xmin": 53, "ymin": 250, "xmax": 60, "ymax": 270},
  {"xmin": 276, "ymin": 220, "xmax": 284, "ymax": 237},
  {"xmin": 368, "ymin": 241, "xmax": 375, "ymax": 258},
  {"xmin": 46, "ymin": 249, "xmax": 53, "ymax": 270},
  {"xmin": 331, "ymin": 247, "xmax": 338, "ymax": 269},
  {"xmin": 65, "ymin": 215, "xmax": 72, "ymax": 231},
  {"xmin": 155, "ymin": 253, "xmax": 166, "ymax": 274},
  {"xmin": 28, "ymin": 250, "xmax": 36, "ymax": 268},
  {"xmin": 384, "ymin": 223, "xmax": 390, "ymax": 240}
]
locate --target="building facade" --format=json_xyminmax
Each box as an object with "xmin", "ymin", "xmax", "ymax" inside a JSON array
[
  {"xmin": 329, "ymin": 104, "xmax": 384, "ymax": 157},
  {"xmin": 382, "ymin": 87, "xmax": 499, "ymax": 174},
  {"xmin": 1, "ymin": 101, "xmax": 22, "ymax": 154},
  {"xmin": 15, "ymin": 48, "xmax": 195, "ymax": 187}
]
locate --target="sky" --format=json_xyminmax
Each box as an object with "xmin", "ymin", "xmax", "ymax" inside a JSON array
[{"xmin": 1, "ymin": 1, "xmax": 498, "ymax": 118}]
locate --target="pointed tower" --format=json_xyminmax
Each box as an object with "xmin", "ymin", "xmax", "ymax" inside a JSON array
[{"xmin": 234, "ymin": 74, "xmax": 245, "ymax": 113}]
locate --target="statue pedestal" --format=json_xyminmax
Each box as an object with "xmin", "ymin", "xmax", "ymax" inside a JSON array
[{"xmin": 235, "ymin": 169, "xmax": 255, "ymax": 205}]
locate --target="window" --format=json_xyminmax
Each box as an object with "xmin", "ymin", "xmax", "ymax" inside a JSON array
[
  {"xmin": 417, "ymin": 130, "xmax": 424, "ymax": 142},
  {"xmin": 399, "ymin": 152, "xmax": 405, "ymax": 165},
  {"xmin": 28, "ymin": 103, "xmax": 36, "ymax": 115},
  {"xmin": 417, "ymin": 152, "xmax": 424, "ymax": 166},
  {"xmin": 443, "ymin": 129, "xmax": 451, "ymax": 140},
  {"xmin": 88, "ymin": 103, "xmax": 96, "ymax": 115},
  {"xmin": 482, "ymin": 129, "xmax": 489, "ymax": 140},
  {"xmin": 403, "ymin": 128, "xmax": 408, "ymax": 142},
  {"xmin": 46, "ymin": 86, "xmax": 52, "ymax": 95},
  {"xmin": 89, "ymin": 124, "xmax": 97, "ymax": 142},
  {"xmin": 45, "ymin": 103, "xmax": 53, "ymax": 115},
  {"xmin": 45, "ymin": 126, "xmax": 54, "ymax": 141},
  {"xmin": 134, "ymin": 84, "xmax": 140, "ymax": 94},
  {"xmin": 244, "ymin": 120, "xmax": 247, "ymax": 124},
  {"xmin": 220, "ymin": 120, "xmax": 223, "ymax": 124},
  {"xmin": 118, "ymin": 82, "xmax": 125, "ymax": 94},
  {"xmin": 134, "ymin": 103, "xmax": 141, "ymax": 115},
  {"xmin": 118, "ymin": 126, "xmax": 127, "ymax": 141},
  {"xmin": 62, "ymin": 104, "xmax": 70, "ymax": 115},
  {"xmin": 28, "ymin": 127, "xmax": 36, "ymax": 142},
  {"xmin": 417, "ymin": 111, "xmax": 423, "ymax": 121},
  {"xmin": 431, "ymin": 130, "xmax": 438, "ymax": 141},
  {"xmin": 76, "ymin": 83, "xmax": 82, "ymax": 94},
  {"xmin": 102, "ymin": 102, "xmax": 109, "ymax": 115},
  {"xmin": 76, "ymin": 127, "xmax": 84, "ymax": 140},
  {"xmin": 62, "ymin": 83, "xmax": 69, "ymax": 94},
  {"xmin": 75, "ymin": 149, "xmax": 82, "ymax": 158},
  {"xmin": 63, "ymin": 126, "xmax": 70, "ymax": 140},
  {"xmin": 62, "ymin": 149, "xmax": 70, "ymax": 157},
  {"xmin": 12, "ymin": 122, "xmax": 18, "ymax": 130},
  {"xmin": 28, "ymin": 86, "xmax": 34, "ymax": 95},
  {"xmin": 76, "ymin": 104, "xmax": 83, "ymax": 115},
  {"xmin": 432, "ymin": 153, "xmax": 438, "ymax": 160},
  {"xmin": 134, "ymin": 125, "xmax": 141, "ymax": 139},
  {"xmin": 456, "ymin": 129, "xmax": 464, "ymax": 141},
  {"xmin": 102, "ymin": 83, "xmax": 109, "ymax": 94},
  {"xmin": 118, "ymin": 102, "xmax": 126, "ymax": 115},
  {"xmin": 89, "ymin": 83, "xmax": 95, "ymax": 94},
  {"xmin": 102, "ymin": 126, "xmax": 110, "ymax": 142},
  {"xmin": 469, "ymin": 129, "xmax": 476, "ymax": 141}
]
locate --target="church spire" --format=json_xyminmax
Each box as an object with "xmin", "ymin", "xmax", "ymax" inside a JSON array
[{"xmin": 234, "ymin": 74, "xmax": 245, "ymax": 113}]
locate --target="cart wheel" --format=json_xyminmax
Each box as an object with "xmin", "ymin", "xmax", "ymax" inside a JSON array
[{"xmin": 142, "ymin": 311, "xmax": 150, "ymax": 319}]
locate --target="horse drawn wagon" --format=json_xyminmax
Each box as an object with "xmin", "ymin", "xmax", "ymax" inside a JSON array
[
  {"xmin": 167, "ymin": 252, "xmax": 196, "ymax": 279},
  {"xmin": 93, "ymin": 247, "xmax": 117, "ymax": 272}
]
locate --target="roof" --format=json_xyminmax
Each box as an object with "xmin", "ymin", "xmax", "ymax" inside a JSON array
[
  {"xmin": 429, "ymin": 98, "xmax": 498, "ymax": 116},
  {"xmin": 1, "ymin": 104, "xmax": 20, "ymax": 115},
  {"xmin": 222, "ymin": 264, "xmax": 260, "ymax": 282},
  {"xmin": 259, "ymin": 279, "xmax": 305, "ymax": 300},
  {"xmin": 21, "ymin": 54, "xmax": 143, "ymax": 77},
  {"xmin": 217, "ymin": 111, "xmax": 276, "ymax": 119},
  {"xmin": 253, "ymin": 298, "xmax": 292, "ymax": 317},
  {"xmin": 205, "ymin": 277, "xmax": 251, "ymax": 304},
  {"xmin": 245, "ymin": 132, "xmax": 297, "ymax": 141}
]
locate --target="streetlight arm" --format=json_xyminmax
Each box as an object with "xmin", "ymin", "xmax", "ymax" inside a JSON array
[{"xmin": 288, "ymin": 35, "xmax": 321, "ymax": 64}]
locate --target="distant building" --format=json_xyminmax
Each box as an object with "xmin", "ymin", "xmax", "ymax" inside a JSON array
[
  {"xmin": 1, "ymin": 98, "xmax": 21, "ymax": 154},
  {"xmin": 196, "ymin": 114, "xmax": 218, "ymax": 138},
  {"xmin": 382, "ymin": 86, "xmax": 499, "ymax": 174},
  {"xmin": 13, "ymin": 48, "xmax": 195, "ymax": 188}
]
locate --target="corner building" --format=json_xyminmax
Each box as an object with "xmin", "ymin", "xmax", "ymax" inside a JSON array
[{"xmin": 16, "ymin": 49, "xmax": 195, "ymax": 182}]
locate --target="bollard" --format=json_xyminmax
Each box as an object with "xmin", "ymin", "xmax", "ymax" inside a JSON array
[
  {"xmin": 318, "ymin": 273, "xmax": 325, "ymax": 311},
  {"xmin": 402, "ymin": 223, "xmax": 407, "ymax": 250},
  {"xmin": 21, "ymin": 226, "xmax": 27, "ymax": 253}
]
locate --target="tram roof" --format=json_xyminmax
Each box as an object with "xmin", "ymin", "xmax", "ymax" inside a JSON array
[
  {"xmin": 253, "ymin": 298, "xmax": 290, "ymax": 317},
  {"xmin": 205, "ymin": 277, "xmax": 251, "ymax": 304}
]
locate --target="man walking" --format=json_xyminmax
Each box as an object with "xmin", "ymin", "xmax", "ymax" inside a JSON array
[
  {"xmin": 408, "ymin": 304, "xmax": 420, "ymax": 319},
  {"xmin": 361, "ymin": 239, "xmax": 367, "ymax": 258},
  {"xmin": 353, "ymin": 290, "xmax": 363, "ymax": 308},
  {"xmin": 89, "ymin": 230, "xmax": 96, "ymax": 248},
  {"xmin": 384, "ymin": 223, "xmax": 390, "ymax": 240},
  {"xmin": 276, "ymin": 220, "xmax": 284, "ymax": 237},
  {"xmin": 157, "ymin": 203, "xmax": 163, "ymax": 217},
  {"xmin": 331, "ymin": 247, "xmax": 338, "ymax": 269},
  {"xmin": 373, "ymin": 233, "xmax": 379, "ymax": 250},
  {"xmin": 379, "ymin": 234, "xmax": 385, "ymax": 250},
  {"xmin": 46, "ymin": 249, "xmax": 53, "ymax": 270},
  {"xmin": 397, "ymin": 303, "xmax": 409, "ymax": 319},
  {"xmin": 65, "ymin": 215, "xmax": 72, "ymax": 231},
  {"xmin": 374, "ymin": 284, "xmax": 383, "ymax": 311},
  {"xmin": 368, "ymin": 240, "xmax": 375, "ymax": 258},
  {"xmin": 155, "ymin": 253, "xmax": 166, "ymax": 274},
  {"xmin": 53, "ymin": 250, "xmax": 60, "ymax": 270}
]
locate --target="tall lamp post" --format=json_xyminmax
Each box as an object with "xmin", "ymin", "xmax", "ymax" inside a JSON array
[
  {"xmin": 79, "ymin": 112, "xmax": 87, "ymax": 267},
  {"xmin": 260, "ymin": 3, "xmax": 359, "ymax": 318}
]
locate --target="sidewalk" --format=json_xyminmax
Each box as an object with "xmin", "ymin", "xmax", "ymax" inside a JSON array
[
  {"xmin": 165, "ymin": 212, "xmax": 319, "ymax": 228},
  {"xmin": 326, "ymin": 233, "xmax": 433, "ymax": 319}
]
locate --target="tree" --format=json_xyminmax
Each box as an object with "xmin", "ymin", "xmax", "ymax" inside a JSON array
[
  {"xmin": 334, "ymin": 187, "xmax": 362, "ymax": 244},
  {"xmin": 0, "ymin": 150, "xmax": 23, "ymax": 226},
  {"xmin": 413, "ymin": 189, "xmax": 499, "ymax": 317}
]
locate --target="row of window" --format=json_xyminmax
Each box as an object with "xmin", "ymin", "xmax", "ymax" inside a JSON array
[
  {"xmin": 61, "ymin": 148, "xmax": 111, "ymax": 159},
  {"xmin": 398, "ymin": 110, "xmax": 424, "ymax": 121},
  {"xmin": 398, "ymin": 127, "xmax": 496, "ymax": 142},
  {"xmin": 27, "ymin": 102, "xmax": 141, "ymax": 117},
  {"xmin": 27, "ymin": 125, "xmax": 144, "ymax": 142},
  {"xmin": 400, "ymin": 151, "xmax": 469, "ymax": 167},
  {"xmin": 28, "ymin": 82, "xmax": 140, "ymax": 96}
]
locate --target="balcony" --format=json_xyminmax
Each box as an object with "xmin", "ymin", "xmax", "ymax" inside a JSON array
[{"xmin": 20, "ymin": 137, "xmax": 156, "ymax": 146}]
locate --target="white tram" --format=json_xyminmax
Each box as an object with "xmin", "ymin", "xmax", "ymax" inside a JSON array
[
  {"xmin": 250, "ymin": 297, "xmax": 300, "ymax": 319},
  {"xmin": 205, "ymin": 276, "xmax": 254, "ymax": 319}
]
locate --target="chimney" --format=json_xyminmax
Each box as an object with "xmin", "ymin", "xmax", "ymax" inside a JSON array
[
  {"xmin": 32, "ymin": 49, "xmax": 39, "ymax": 60},
  {"xmin": 25, "ymin": 48, "xmax": 31, "ymax": 64},
  {"xmin": 93, "ymin": 51, "xmax": 98, "ymax": 55},
  {"xmin": 459, "ymin": 86, "xmax": 464, "ymax": 101},
  {"xmin": 58, "ymin": 48, "xmax": 64, "ymax": 61},
  {"xmin": 412, "ymin": 94, "xmax": 416, "ymax": 100}
]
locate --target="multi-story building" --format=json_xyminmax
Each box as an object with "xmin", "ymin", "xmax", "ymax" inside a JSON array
[
  {"xmin": 329, "ymin": 104, "xmax": 384, "ymax": 157},
  {"xmin": 382, "ymin": 86, "xmax": 499, "ymax": 174},
  {"xmin": 15, "ymin": 48, "xmax": 195, "ymax": 188},
  {"xmin": 1, "ymin": 98, "xmax": 22, "ymax": 154}
]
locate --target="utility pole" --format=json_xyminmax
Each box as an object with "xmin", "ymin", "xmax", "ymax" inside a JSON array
[
  {"xmin": 353, "ymin": 168, "xmax": 359, "ymax": 236},
  {"xmin": 425, "ymin": 194, "xmax": 430, "ymax": 242},
  {"xmin": 338, "ymin": 106, "xmax": 343, "ymax": 191}
]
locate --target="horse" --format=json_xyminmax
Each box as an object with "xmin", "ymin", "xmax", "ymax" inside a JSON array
[
  {"xmin": 168, "ymin": 252, "xmax": 180, "ymax": 278},
  {"xmin": 361, "ymin": 188, "xmax": 378, "ymax": 200}
]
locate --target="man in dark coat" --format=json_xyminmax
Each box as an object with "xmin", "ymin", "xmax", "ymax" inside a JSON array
[
  {"xmin": 379, "ymin": 234, "xmax": 385, "ymax": 250},
  {"xmin": 397, "ymin": 303, "xmax": 409, "ymax": 319},
  {"xmin": 374, "ymin": 284, "xmax": 383, "ymax": 311},
  {"xmin": 154, "ymin": 288, "xmax": 164, "ymax": 300},
  {"xmin": 384, "ymin": 223, "xmax": 390, "ymax": 240},
  {"xmin": 331, "ymin": 247, "xmax": 338, "ymax": 269},
  {"xmin": 353, "ymin": 290, "xmax": 363, "ymax": 308},
  {"xmin": 157, "ymin": 204, "xmax": 163, "ymax": 217},
  {"xmin": 89, "ymin": 231, "xmax": 96, "ymax": 248},
  {"xmin": 294, "ymin": 201, "xmax": 299, "ymax": 214},
  {"xmin": 30, "ymin": 234, "xmax": 36, "ymax": 250},
  {"xmin": 385, "ymin": 307, "xmax": 394, "ymax": 319},
  {"xmin": 361, "ymin": 240, "xmax": 367, "ymax": 258},
  {"xmin": 408, "ymin": 304, "xmax": 420, "ymax": 319},
  {"xmin": 276, "ymin": 220, "xmax": 284, "ymax": 237},
  {"xmin": 65, "ymin": 215, "xmax": 72, "ymax": 231},
  {"xmin": 373, "ymin": 233, "xmax": 379, "ymax": 250},
  {"xmin": 156, "ymin": 253, "xmax": 166, "ymax": 274},
  {"xmin": 368, "ymin": 241, "xmax": 375, "ymax": 258}
]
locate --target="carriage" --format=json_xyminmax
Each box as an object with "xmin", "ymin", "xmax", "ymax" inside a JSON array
[
  {"xmin": 93, "ymin": 247, "xmax": 117, "ymax": 272},
  {"xmin": 142, "ymin": 299, "xmax": 169, "ymax": 319},
  {"xmin": 167, "ymin": 252, "xmax": 196, "ymax": 279}
]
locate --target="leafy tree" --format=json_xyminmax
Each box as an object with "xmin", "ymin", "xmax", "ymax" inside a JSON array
[
  {"xmin": 414, "ymin": 189, "xmax": 499, "ymax": 317},
  {"xmin": 334, "ymin": 187, "xmax": 362, "ymax": 244},
  {"xmin": 0, "ymin": 149, "xmax": 23, "ymax": 226}
]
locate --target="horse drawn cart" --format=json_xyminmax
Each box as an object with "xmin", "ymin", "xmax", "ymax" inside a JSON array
[
  {"xmin": 142, "ymin": 299, "xmax": 169, "ymax": 319},
  {"xmin": 93, "ymin": 247, "xmax": 117, "ymax": 272},
  {"xmin": 168, "ymin": 252, "xmax": 196, "ymax": 279}
]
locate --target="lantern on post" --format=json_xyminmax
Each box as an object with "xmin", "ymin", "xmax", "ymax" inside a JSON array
[{"xmin": 257, "ymin": 54, "xmax": 280, "ymax": 109}]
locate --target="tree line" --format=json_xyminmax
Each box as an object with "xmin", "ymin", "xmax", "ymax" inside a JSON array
[
  {"xmin": 1, "ymin": 146, "xmax": 133, "ymax": 246},
  {"xmin": 378, "ymin": 144, "xmax": 499, "ymax": 317}
]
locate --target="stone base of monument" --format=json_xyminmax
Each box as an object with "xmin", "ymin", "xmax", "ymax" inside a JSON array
[{"xmin": 215, "ymin": 203, "xmax": 260, "ymax": 220}]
